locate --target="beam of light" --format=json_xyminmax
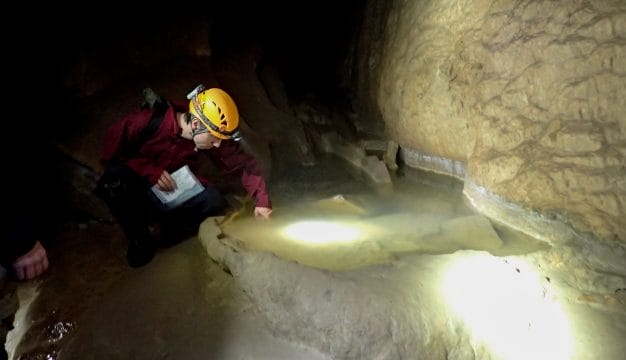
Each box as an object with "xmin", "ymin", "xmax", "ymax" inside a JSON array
[
  {"xmin": 282, "ymin": 220, "xmax": 361, "ymax": 245},
  {"xmin": 442, "ymin": 254, "xmax": 572, "ymax": 360}
]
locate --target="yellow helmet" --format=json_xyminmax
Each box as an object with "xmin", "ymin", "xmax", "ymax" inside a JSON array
[{"xmin": 187, "ymin": 85, "xmax": 241, "ymax": 140}]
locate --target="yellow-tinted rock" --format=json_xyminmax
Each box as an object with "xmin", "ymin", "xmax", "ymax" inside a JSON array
[{"xmin": 357, "ymin": 0, "xmax": 625, "ymax": 243}]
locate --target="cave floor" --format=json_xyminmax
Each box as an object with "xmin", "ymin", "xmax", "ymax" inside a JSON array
[
  {"xmin": 3, "ymin": 153, "xmax": 471, "ymax": 359},
  {"xmin": 8, "ymin": 153, "xmax": 610, "ymax": 360}
]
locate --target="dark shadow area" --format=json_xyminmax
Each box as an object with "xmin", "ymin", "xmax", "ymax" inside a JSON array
[{"xmin": 210, "ymin": 1, "xmax": 367, "ymax": 103}]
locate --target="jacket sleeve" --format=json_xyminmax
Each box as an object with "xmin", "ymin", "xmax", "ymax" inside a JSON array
[
  {"xmin": 100, "ymin": 108, "xmax": 164, "ymax": 184},
  {"xmin": 125, "ymin": 159, "xmax": 166, "ymax": 185},
  {"xmin": 209, "ymin": 141, "xmax": 272, "ymax": 208}
]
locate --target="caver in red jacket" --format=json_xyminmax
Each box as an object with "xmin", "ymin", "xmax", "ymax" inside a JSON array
[
  {"xmin": 97, "ymin": 98, "xmax": 271, "ymax": 268},
  {"xmin": 100, "ymin": 99, "xmax": 271, "ymax": 208}
]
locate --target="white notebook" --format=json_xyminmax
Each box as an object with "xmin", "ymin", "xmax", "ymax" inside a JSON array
[{"xmin": 151, "ymin": 165, "xmax": 203, "ymax": 208}]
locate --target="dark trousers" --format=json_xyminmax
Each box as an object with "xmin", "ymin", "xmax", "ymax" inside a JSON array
[{"xmin": 95, "ymin": 164, "xmax": 226, "ymax": 262}]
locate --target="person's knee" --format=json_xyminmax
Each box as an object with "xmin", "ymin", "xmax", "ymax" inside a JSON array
[
  {"xmin": 201, "ymin": 187, "xmax": 227, "ymax": 216},
  {"xmin": 184, "ymin": 187, "xmax": 227, "ymax": 218},
  {"xmin": 95, "ymin": 164, "xmax": 146, "ymax": 204},
  {"xmin": 95, "ymin": 165, "xmax": 128, "ymax": 204}
]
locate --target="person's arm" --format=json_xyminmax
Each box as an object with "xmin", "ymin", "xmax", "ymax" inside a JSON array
[
  {"xmin": 101, "ymin": 108, "xmax": 155, "ymax": 167},
  {"xmin": 209, "ymin": 141, "xmax": 272, "ymax": 217},
  {"xmin": 101, "ymin": 108, "xmax": 166, "ymax": 184},
  {"xmin": 125, "ymin": 159, "xmax": 169, "ymax": 186}
]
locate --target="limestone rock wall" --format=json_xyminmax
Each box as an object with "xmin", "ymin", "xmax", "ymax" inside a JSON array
[{"xmin": 355, "ymin": 0, "xmax": 626, "ymax": 243}]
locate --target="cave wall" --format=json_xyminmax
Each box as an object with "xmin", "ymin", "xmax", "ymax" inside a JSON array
[{"xmin": 354, "ymin": 0, "xmax": 626, "ymax": 244}]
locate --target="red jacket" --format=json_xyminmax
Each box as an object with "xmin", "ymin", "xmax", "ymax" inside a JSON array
[{"xmin": 101, "ymin": 101, "xmax": 271, "ymax": 208}]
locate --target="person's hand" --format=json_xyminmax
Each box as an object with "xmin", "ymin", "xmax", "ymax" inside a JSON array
[
  {"xmin": 12, "ymin": 240, "xmax": 49, "ymax": 281},
  {"xmin": 254, "ymin": 207, "xmax": 272, "ymax": 220},
  {"xmin": 156, "ymin": 170, "xmax": 177, "ymax": 192}
]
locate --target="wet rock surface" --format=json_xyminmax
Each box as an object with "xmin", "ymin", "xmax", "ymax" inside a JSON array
[
  {"xmin": 360, "ymin": 0, "xmax": 626, "ymax": 244},
  {"xmin": 199, "ymin": 166, "xmax": 626, "ymax": 359}
]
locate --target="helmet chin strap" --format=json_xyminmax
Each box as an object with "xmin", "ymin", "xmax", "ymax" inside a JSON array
[{"xmin": 184, "ymin": 111, "xmax": 206, "ymax": 138}]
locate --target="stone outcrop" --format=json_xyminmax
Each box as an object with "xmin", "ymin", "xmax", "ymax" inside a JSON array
[{"xmin": 199, "ymin": 212, "xmax": 626, "ymax": 360}]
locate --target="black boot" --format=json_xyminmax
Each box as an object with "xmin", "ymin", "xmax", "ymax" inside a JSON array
[
  {"xmin": 125, "ymin": 229, "xmax": 156, "ymax": 268},
  {"xmin": 95, "ymin": 164, "xmax": 157, "ymax": 268}
]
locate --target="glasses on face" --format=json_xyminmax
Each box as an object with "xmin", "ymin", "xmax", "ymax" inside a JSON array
[{"xmin": 190, "ymin": 115, "xmax": 210, "ymax": 137}]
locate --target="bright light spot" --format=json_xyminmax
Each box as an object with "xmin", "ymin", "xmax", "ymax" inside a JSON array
[
  {"xmin": 443, "ymin": 255, "xmax": 572, "ymax": 360},
  {"xmin": 282, "ymin": 221, "xmax": 361, "ymax": 245}
]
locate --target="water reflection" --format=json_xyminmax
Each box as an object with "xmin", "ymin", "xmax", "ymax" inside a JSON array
[{"xmin": 220, "ymin": 163, "xmax": 548, "ymax": 271}]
